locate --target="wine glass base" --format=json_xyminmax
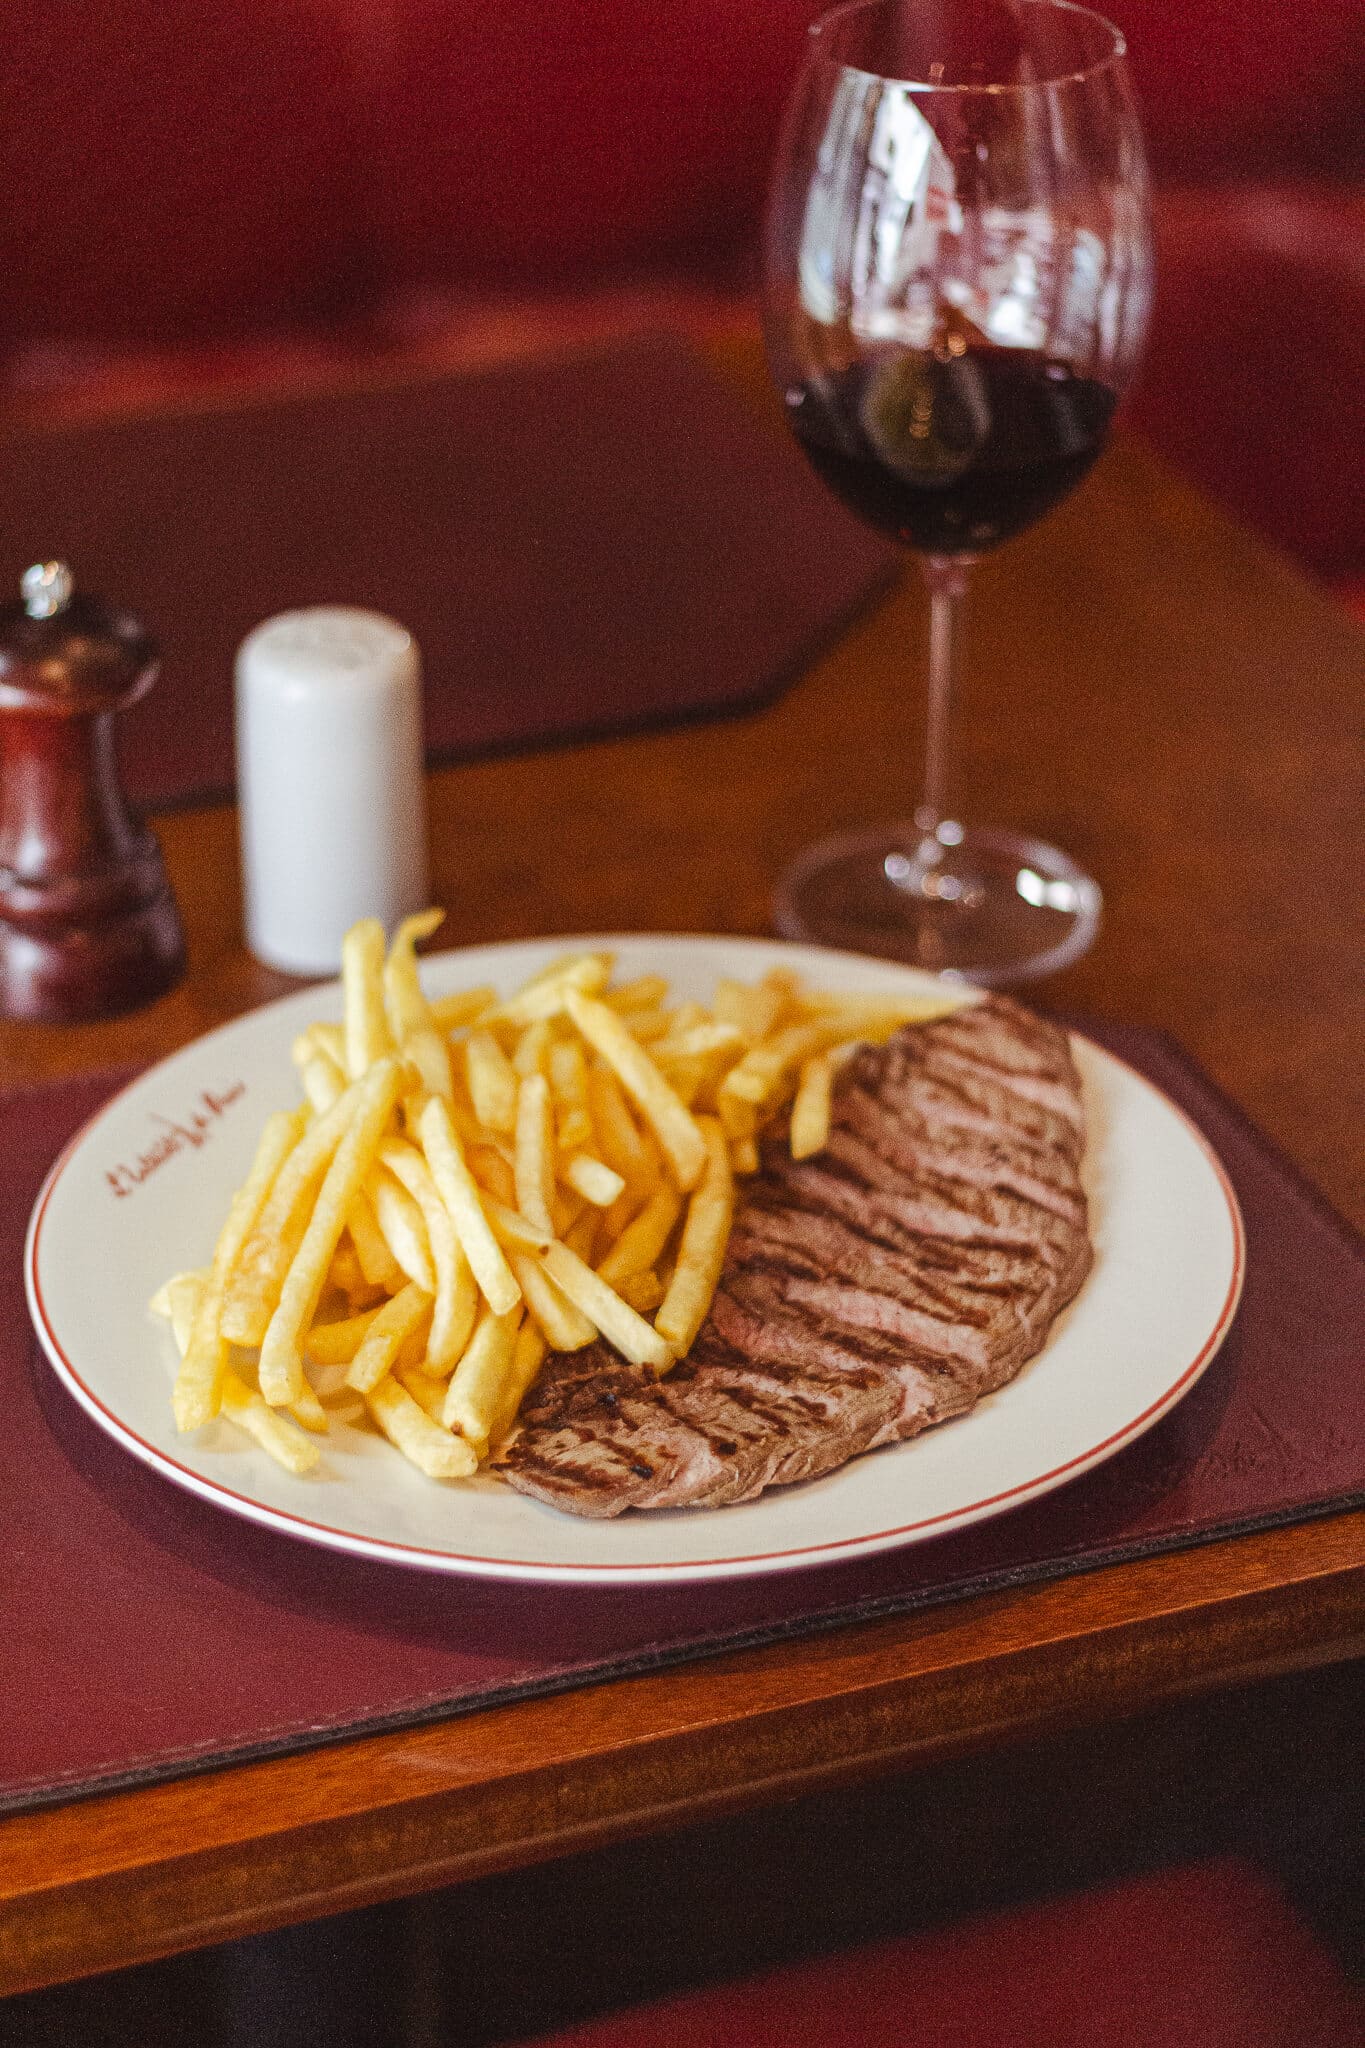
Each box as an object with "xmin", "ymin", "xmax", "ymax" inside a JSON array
[{"xmin": 773, "ymin": 822, "xmax": 1101, "ymax": 988}]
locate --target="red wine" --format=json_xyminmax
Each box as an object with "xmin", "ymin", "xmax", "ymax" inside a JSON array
[{"xmin": 788, "ymin": 349, "xmax": 1115, "ymax": 555}]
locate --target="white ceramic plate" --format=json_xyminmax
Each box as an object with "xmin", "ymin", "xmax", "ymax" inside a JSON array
[{"xmin": 27, "ymin": 936, "xmax": 1244, "ymax": 1584}]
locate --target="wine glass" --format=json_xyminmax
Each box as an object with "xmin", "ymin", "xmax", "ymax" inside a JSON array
[{"xmin": 764, "ymin": 0, "xmax": 1152, "ymax": 983}]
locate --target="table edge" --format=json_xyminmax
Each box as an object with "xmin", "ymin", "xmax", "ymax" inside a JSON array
[{"xmin": 4, "ymin": 1508, "xmax": 1363, "ymax": 1995}]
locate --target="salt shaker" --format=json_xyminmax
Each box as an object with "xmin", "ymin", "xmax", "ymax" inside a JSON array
[
  {"xmin": 0, "ymin": 562, "xmax": 186, "ymax": 1021},
  {"xmin": 236, "ymin": 607, "xmax": 430, "ymax": 974}
]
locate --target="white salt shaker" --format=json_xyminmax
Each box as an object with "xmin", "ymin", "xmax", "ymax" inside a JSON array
[{"xmin": 236, "ymin": 607, "xmax": 429, "ymax": 974}]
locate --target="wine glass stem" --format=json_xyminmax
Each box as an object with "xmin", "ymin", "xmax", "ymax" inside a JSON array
[{"xmin": 917, "ymin": 554, "xmax": 970, "ymax": 848}]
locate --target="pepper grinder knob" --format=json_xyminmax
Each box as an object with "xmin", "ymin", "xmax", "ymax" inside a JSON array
[{"xmin": 0, "ymin": 563, "xmax": 186, "ymax": 1020}]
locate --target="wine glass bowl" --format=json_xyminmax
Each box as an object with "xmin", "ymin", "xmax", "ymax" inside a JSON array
[{"xmin": 764, "ymin": 0, "xmax": 1152, "ymax": 982}]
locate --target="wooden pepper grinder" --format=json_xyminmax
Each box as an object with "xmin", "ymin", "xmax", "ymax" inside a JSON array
[{"xmin": 0, "ymin": 562, "xmax": 186, "ymax": 1020}]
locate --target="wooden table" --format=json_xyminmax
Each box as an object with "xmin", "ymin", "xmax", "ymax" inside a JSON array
[{"xmin": 3, "ymin": 326, "xmax": 1363, "ymax": 1999}]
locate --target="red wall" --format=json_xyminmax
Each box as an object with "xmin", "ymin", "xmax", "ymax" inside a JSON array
[{"xmin": 3, "ymin": 0, "xmax": 1361, "ymax": 347}]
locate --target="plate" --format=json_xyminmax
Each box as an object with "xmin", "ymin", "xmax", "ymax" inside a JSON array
[{"xmin": 27, "ymin": 936, "xmax": 1244, "ymax": 1584}]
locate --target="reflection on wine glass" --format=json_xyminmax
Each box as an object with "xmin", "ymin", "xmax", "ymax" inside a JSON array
[{"xmin": 764, "ymin": 0, "xmax": 1152, "ymax": 984}]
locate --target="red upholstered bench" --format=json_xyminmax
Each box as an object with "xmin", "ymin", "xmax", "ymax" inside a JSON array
[
  {"xmin": 512, "ymin": 1860, "xmax": 1365, "ymax": 2046},
  {"xmin": 4, "ymin": 1, "xmax": 1365, "ymax": 606}
]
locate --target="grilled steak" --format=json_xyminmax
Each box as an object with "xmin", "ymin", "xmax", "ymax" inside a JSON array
[{"xmin": 499, "ymin": 995, "xmax": 1092, "ymax": 1518}]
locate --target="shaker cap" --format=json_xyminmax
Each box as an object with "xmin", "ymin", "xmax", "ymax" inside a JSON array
[
  {"xmin": 235, "ymin": 607, "xmax": 417, "ymax": 704},
  {"xmin": 0, "ymin": 561, "xmax": 159, "ymax": 715}
]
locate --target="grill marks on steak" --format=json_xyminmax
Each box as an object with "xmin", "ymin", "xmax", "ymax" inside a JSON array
[
  {"xmin": 498, "ymin": 1342, "xmax": 902, "ymax": 1515},
  {"xmin": 500, "ymin": 996, "xmax": 1093, "ymax": 1519}
]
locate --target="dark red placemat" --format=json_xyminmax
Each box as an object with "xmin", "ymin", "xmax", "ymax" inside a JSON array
[
  {"xmin": 4, "ymin": 1025, "xmax": 1363, "ymax": 1817},
  {"xmin": 0, "ymin": 337, "xmax": 896, "ymax": 809}
]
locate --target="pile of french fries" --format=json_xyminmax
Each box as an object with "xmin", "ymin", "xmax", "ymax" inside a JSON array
[{"xmin": 151, "ymin": 916, "xmax": 959, "ymax": 1485}]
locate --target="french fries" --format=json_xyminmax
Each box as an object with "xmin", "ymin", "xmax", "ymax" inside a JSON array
[
  {"xmin": 563, "ymin": 992, "xmax": 707, "ymax": 1192},
  {"xmin": 604, "ymin": 973, "xmax": 669, "ymax": 1014},
  {"xmin": 538, "ymin": 1240, "xmax": 674, "ymax": 1372},
  {"xmin": 366, "ymin": 1374, "xmax": 478, "ymax": 1478},
  {"xmin": 294, "ymin": 1035, "xmax": 346, "ymax": 1113},
  {"xmin": 172, "ymin": 1109, "xmax": 302, "ymax": 1430},
  {"xmin": 342, "ymin": 918, "xmax": 394, "ymax": 1078},
  {"xmin": 383, "ymin": 908, "xmax": 452, "ymax": 1100},
  {"xmin": 259, "ymin": 1057, "xmax": 406, "ymax": 1406},
  {"xmin": 303, "ymin": 1022, "xmax": 347, "ymax": 1070},
  {"xmin": 596, "ymin": 1181, "xmax": 681, "ymax": 1288},
  {"xmin": 429, "ymin": 985, "xmax": 496, "ymax": 1032},
  {"xmin": 345, "ymin": 1186, "xmax": 405, "ymax": 1292},
  {"xmin": 507, "ymin": 1246, "xmax": 596, "ymax": 1352},
  {"xmin": 151, "ymin": 1269, "xmax": 208, "ymax": 1357},
  {"xmin": 563, "ymin": 1204, "xmax": 599, "ymax": 1265},
  {"xmin": 562, "ymin": 1153, "xmax": 625, "ymax": 1208},
  {"xmin": 288, "ymin": 1377, "xmax": 330, "ymax": 1434},
  {"xmin": 221, "ymin": 1368, "xmax": 320, "ymax": 1474},
  {"xmin": 655, "ymin": 1119, "xmax": 734, "ymax": 1356},
  {"xmin": 513, "ymin": 1071, "xmax": 557, "ymax": 1236},
  {"xmin": 395, "ymin": 1360, "xmax": 450, "ymax": 1423},
  {"xmin": 418, "ymin": 1095, "xmax": 521, "ymax": 1317},
  {"xmin": 729, "ymin": 1135, "xmax": 760, "ymax": 1175},
  {"xmin": 713, "ymin": 973, "xmax": 791, "ymax": 1042},
  {"xmin": 345, "ymin": 1281, "xmax": 433, "ymax": 1394},
  {"xmin": 442, "ymin": 1299, "xmax": 522, "ymax": 1446},
  {"xmin": 548, "ymin": 1038, "xmax": 593, "ymax": 1150},
  {"xmin": 156, "ymin": 916, "xmax": 966, "ymax": 1484},
  {"xmin": 367, "ymin": 1165, "xmax": 437, "ymax": 1293},
  {"xmin": 382, "ymin": 909, "xmax": 444, "ymax": 1040},
  {"xmin": 221, "ymin": 1091, "xmax": 354, "ymax": 1345},
  {"xmin": 490, "ymin": 1320, "xmax": 549, "ymax": 1446},
  {"xmin": 305, "ymin": 1301, "xmax": 383, "ymax": 1364},
  {"xmin": 379, "ymin": 1139, "xmax": 479, "ymax": 1371},
  {"xmin": 790, "ymin": 1048, "xmax": 841, "ymax": 1163},
  {"xmin": 618, "ymin": 1268, "xmax": 665, "ymax": 1313},
  {"xmin": 465, "ymin": 1030, "xmax": 518, "ymax": 1134},
  {"xmin": 720, "ymin": 1019, "xmax": 844, "ymax": 1110},
  {"xmin": 512, "ymin": 1016, "xmax": 554, "ymax": 1078},
  {"xmin": 586, "ymin": 1066, "xmax": 653, "ymax": 1189},
  {"xmin": 492, "ymin": 952, "xmax": 612, "ymax": 1026}
]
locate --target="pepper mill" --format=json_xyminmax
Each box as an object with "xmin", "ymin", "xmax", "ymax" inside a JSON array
[{"xmin": 0, "ymin": 562, "xmax": 186, "ymax": 1020}]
